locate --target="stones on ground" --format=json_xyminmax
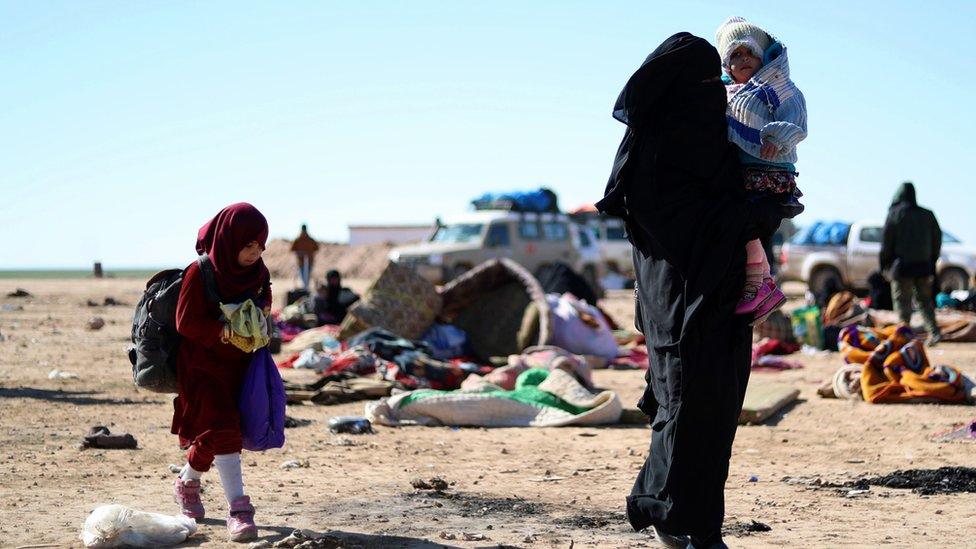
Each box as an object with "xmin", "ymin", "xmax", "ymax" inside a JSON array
[
  {"xmin": 270, "ymin": 530, "xmax": 342, "ymax": 548},
  {"xmin": 7, "ymin": 288, "xmax": 31, "ymax": 298},
  {"xmin": 411, "ymin": 476, "xmax": 449, "ymax": 491},
  {"xmin": 280, "ymin": 459, "xmax": 310, "ymax": 469},
  {"xmin": 86, "ymin": 317, "xmax": 105, "ymax": 330},
  {"xmin": 48, "ymin": 369, "xmax": 79, "ymax": 380},
  {"xmin": 722, "ymin": 519, "xmax": 772, "ymax": 537},
  {"xmin": 439, "ymin": 531, "xmax": 488, "ymax": 541},
  {"xmin": 284, "ymin": 415, "xmax": 313, "ymax": 429}
]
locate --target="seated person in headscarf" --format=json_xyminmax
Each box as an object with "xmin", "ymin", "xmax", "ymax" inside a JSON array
[{"xmin": 313, "ymin": 270, "xmax": 359, "ymax": 325}]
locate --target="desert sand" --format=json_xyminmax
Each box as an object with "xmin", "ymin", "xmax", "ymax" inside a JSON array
[{"xmin": 1, "ymin": 277, "xmax": 975, "ymax": 548}]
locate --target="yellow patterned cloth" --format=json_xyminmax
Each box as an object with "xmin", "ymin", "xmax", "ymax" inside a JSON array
[{"xmin": 220, "ymin": 299, "xmax": 270, "ymax": 353}]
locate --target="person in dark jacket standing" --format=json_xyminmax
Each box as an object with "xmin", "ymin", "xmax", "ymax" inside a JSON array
[
  {"xmin": 597, "ymin": 33, "xmax": 783, "ymax": 549},
  {"xmin": 880, "ymin": 182, "xmax": 942, "ymax": 345}
]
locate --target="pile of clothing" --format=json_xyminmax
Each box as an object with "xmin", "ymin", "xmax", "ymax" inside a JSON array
[{"xmin": 830, "ymin": 324, "xmax": 970, "ymax": 404}]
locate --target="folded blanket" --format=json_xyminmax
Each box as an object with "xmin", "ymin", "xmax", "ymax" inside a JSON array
[{"xmin": 366, "ymin": 368, "xmax": 621, "ymax": 427}]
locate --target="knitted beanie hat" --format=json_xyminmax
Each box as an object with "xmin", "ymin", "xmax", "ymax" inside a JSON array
[{"xmin": 715, "ymin": 16, "xmax": 771, "ymax": 67}]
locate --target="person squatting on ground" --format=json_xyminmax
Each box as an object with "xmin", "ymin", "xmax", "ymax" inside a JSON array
[
  {"xmin": 313, "ymin": 269, "xmax": 359, "ymax": 325},
  {"xmin": 598, "ymin": 32, "xmax": 786, "ymax": 548},
  {"xmin": 717, "ymin": 16, "xmax": 808, "ymax": 323},
  {"xmin": 881, "ymin": 182, "xmax": 943, "ymax": 345},
  {"xmin": 171, "ymin": 202, "xmax": 273, "ymax": 542}
]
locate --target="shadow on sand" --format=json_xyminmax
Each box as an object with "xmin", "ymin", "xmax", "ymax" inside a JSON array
[
  {"xmin": 0, "ymin": 387, "xmax": 163, "ymax": 406},
  {"xmin": 193, "ymin": 520, "xmax": 466, "ymax": 548}
]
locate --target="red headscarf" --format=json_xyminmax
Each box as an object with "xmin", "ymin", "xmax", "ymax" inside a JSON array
[{"xmin": 195, "ymin": 202, "xmax": 271, "ymax": 300}]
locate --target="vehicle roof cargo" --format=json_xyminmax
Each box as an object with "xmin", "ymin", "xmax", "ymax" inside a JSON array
[{"xmin": 471, "ymin": 188, "xmax": 560, "ymax": 213}]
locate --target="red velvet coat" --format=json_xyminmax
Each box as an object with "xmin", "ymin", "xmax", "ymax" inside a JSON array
[{"xmin": 170, "ymin": 261, "xmax": 271, "ymax": 456}]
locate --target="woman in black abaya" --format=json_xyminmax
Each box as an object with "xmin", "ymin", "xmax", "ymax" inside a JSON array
[{"xmin": 597, "ymin": 33, "xmax": 782, "ymax": 548}]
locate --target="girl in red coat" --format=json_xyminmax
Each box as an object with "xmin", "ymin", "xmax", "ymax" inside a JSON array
[{"xmin": 172, "ymin": 203, "xmax": 272, "ymax": 542}]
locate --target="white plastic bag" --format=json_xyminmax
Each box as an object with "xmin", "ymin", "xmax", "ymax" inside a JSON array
[{"xmin": 81, "ymin": 504, "xmax": 196, "ymax": 548}]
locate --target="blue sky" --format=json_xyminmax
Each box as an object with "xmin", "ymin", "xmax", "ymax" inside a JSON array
[{"xmin": 2, "ymin": 1, "xmax": 974, "ymax": 268}]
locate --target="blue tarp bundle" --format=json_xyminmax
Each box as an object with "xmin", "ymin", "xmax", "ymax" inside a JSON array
[{"xmin": 472, "ymin": 188, "xmax": 559, "ymax": 213}]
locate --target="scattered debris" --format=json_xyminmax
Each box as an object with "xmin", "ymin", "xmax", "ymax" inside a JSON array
[
  {"xmin": 48, "ymin": 369, "xmax": 79, "ymax": 380},
  {"xmin": 722, "ymin": 520, "xmax": 772, "ymax": 537},
  {"xmin": 168, "ymin": 464, "xmax": 183, "ymax": 474},
  {"xmin": 280, "ymin": 459, "xmax": 310, "ymax": 469},
  {"xmin": 846, "ymin": 489, "xmax": 871, "ymax": 498},
  {"xmin": 284, "ymin": 415, "xmax": 313, "ymax": 429},
  {"xmin": 854, "ymin": 467, "xmax": 976, "ymax": 495},
  {"xmin": 268, "ymin": 530, "xmax": 342, "ymax": 548},
  {"xmin": 328, "ymin": 416, "xmax": 373, "ymax": 434},
  {"xmin": 528, "ymin": 475, "xmax": 566, "ymax": 482},
  {"xmin": 86, "ymin": 299, "xmax": 100, "ymax": 307},
  {"xmin": 6, "ymin": 288, "xmax": 31, "ymax": 298},
  {"xmin": 86, "ymin": 317, "xmax": 106, "ymax": 330},
  {"xmin": 749, "ymin": 476, "xmax": 759, "ymax": 482},
  {"xmin": 553, "ymin": 512, "xmax": 623, "ymax": 530},
  {"xmin": 1, "ymin": 304, "xmax": 24, "ymax": 311},
  {"xmin": 439, "ymin": 531, "xmax": 487, "ymax": 541},
  {"xmin": 411, "ymin": 477, "xmax": 450, "ymax": 491},
  {"xmin": 82, "ymin": 426, "xmax": 138, "ymax": 450},
  {"xmin": 103, "ymin": 297, "xmax": 124, "ymax": 306}
]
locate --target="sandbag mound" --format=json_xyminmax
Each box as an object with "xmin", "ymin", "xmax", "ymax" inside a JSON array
[
  {"xmin": 439, "ymin": 258, "xmax": 551, "ymax": 361},
  {"xmin": 263, "ymin": 239, "xmax": 393, "ymax": 282},
  {"xmin": 339, "ymin": 262, "xmax": 442, "ymax": 341}
]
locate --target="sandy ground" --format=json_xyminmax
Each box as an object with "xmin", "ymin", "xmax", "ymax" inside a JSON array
[{"xmin": 1, "ymin": 278, "xmax": 975, "ymax": 548}]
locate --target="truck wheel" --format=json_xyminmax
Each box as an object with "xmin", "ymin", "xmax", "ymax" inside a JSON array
[
  {"xmin": 808, "ymin": 266, "xmax": 843, "ymax": 296},
  {"xmin": 938, "ymin": 268, "xmax": 970, "ymax": 292}
]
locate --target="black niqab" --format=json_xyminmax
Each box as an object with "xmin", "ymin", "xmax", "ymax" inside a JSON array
[{"xmin": 598, "ymin": 33, "xmax": 776, "ymax": 539}]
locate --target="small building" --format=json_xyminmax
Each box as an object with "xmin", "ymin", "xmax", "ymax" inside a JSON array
[{"xmin": 348, "ymin": 224, "xmax": 435, "ymax": 246}]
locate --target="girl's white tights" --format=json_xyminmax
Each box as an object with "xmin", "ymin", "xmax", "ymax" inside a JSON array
[
  {"xmin": 213, "ymin": 452, "xmax": 245, "ymax": 503},
  {"xmin": 180, "ymin": 463, "xmax": 203, "ymax": 481},
  {"xmin": 179, "ymin": 454, "xmax": 245, "ymax": 503}
]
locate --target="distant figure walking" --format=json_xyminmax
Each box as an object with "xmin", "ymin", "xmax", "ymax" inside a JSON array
[
  {"xmin": 290, "ymin": 224, "xmax": 320, "ymax": 291},
  {"xmin": 881, "ymin": 182, "xmax": 943, "ymax": 345}
]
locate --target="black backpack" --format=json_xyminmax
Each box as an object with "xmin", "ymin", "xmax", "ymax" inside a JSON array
[{"xmin": 128, "ymin": 256, "xmax": 220, "ymax": 393}]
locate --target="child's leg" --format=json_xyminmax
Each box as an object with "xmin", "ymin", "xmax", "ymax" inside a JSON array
[
  {"xmin": 213, "ymin": 453, "xmax": 246, "ymax": 503},
  {"xmin": 744, "ymin": 239, "xmax": 766, "ymax": 292}
]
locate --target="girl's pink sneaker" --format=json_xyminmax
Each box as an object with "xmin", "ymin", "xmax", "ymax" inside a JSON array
[
  {"xmin": 173, "ymin": 478, "xmax": 205, "ymax": 519},
  {"xmin": 751, "ymin": 280, "xmax": 787, "ymax": 325},
  {"xmin": 736, "ymin": 280, "xmax": 773, "ymax": 315},
  {"xmin": 227, "ymin": 496, "xmax": 258, "ymax": 542}
]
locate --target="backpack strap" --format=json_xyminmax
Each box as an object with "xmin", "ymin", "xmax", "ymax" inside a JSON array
[
  {"xmin": 196, "ymin": 254, "xmax": 259, "ymax": 304},
  {"xmin": 197, "ymin": 255, "xmax": 223, "ymax": 303}
]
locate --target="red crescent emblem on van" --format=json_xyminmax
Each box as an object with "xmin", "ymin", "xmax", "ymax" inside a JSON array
[{"xmin": 526, "ymin": 243, "xmax": 536, "ymax": 254}]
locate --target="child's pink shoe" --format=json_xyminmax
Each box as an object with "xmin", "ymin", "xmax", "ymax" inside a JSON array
[
  {"xmin": 736, "ymin": 280, "xmax": 773, "ymax": 315},
  {"xmin": 751, "ymin": 280, "xmax": 787, "ymax": 325},
  {"xmin": 173, "ymin": 478, "xmax": 205, "ymax": 519},
  {"xmin": 227, "ymin": 495, "xmax": 258, "ymax": 542}
]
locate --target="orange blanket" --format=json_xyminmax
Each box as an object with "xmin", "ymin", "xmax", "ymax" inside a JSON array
[{"xmin": 839, "ymin": 325, "xmax": 967, "ymax": 404}]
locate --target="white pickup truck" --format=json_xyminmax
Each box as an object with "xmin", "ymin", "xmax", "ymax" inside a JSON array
[{"xmin": 779, "ymin": 220, "xmax": 976, "ymax": 294}]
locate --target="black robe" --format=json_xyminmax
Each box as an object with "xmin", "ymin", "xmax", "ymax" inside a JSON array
[{"xmin": 597, "ymin": 33, "xmax": 782, "ymax": 539}]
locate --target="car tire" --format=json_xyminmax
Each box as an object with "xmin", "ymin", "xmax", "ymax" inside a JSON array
[
  {"xmin": 938, "ymin": 268, "xmax": 970, "ymax": 292},
  {"xmin": 808, "ymin": 266, "xmax": 843, "ymax": 296}
]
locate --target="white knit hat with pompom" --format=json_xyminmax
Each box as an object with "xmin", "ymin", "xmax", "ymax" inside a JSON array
[{"xmin": 715, "ymin": 16, "xmax": 771, "ymax": 67}]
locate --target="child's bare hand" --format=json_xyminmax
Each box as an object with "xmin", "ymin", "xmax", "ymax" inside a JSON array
[{"xmin": 760, "ymin": 141, "xmax": 779, "ymax": 160}]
